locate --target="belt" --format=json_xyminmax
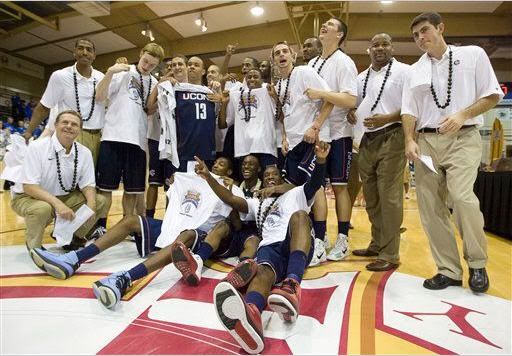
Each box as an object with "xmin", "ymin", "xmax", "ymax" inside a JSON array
[
  {"xmin": 82, "ymin": 128, "xmax": 101, "ymax": 134},
  {"xmin": 363, "ymin": 122, "xmax": 402, "ymax": 140},
  {"xmin": 417, "ymin": 124, "xmax": 476, "ymax": 133}
]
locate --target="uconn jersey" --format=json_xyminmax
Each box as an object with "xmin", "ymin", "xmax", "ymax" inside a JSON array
[{"xmin": 174, "ymin": 83, "xmax": 216, "ymax": 161}]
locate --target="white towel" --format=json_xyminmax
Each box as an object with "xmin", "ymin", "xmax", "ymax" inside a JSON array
[
  {"xmin": 0, "ymin": 134, "xmax": 27, "ymax": 182},
  {"xmin": 157, "ymin": 81, "xmax": 180, "ymax": 168}
]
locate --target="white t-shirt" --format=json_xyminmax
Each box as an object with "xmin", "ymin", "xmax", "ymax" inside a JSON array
[
  {"xmin": 279, "ymin": 65, "xmax": 331, "ymax": 150},
  {"xmin": 309, "ymin": 50, "xmax": 358, "ymax": 140},
  {"xmin": 40, "ymin": 63, "xmax": 106, "ymax": 130},
  {"xmin": 147, "ymin": 112, "xmax": 161, "ymax": 141},
  {"xmin": 156, "ymin": 172, "xmax": 243, "ymax": 248},
  {"xmin": 14, "ymin": 134, "xmax": 95, "ymax": 196},
  {"xmin": 401, "ymin": 45, "xmax": 504, "ymax": 129},
  {"xmin": 101, "ymin": 65, "xmax": 156, "ymax": 151},
  {"xmin": 227, "ymin": 87, "xmax": 277, "ymax": 157},
  {"xmin": 245, "ymin": 186, "xmax": 312, "ymax": 247},
  {"xmin": 356, "ymin": 59, "xmax": 410, "ymax": 132}
]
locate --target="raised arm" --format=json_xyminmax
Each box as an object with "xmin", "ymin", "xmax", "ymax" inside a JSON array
[
  {"xmin": 194, "ymin": 156, "xmax": 249, "ymax": 214},
  {"xmin": 303, "ymin": 141, "xmax": 330, "ymax": 202},
  {"xmin": 95, "ymin": 63, "xmax": 130, "ymax": 102}
]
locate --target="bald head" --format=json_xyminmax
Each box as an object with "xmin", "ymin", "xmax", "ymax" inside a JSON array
[
  {"xmin": 371, "ymin": 33, "xmax": 392, "ymax": 43},
  {"xmin": 302, "ymin": 37, "xmax": 322, "ymax": 62},
  {"xmin": 368, "ymin": 33, "xmax": 394, "ymax": 70}
]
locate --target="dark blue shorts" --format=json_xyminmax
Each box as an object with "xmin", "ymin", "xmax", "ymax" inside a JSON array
[
  {"xmin": 97, "ymin": 141, "xmax": 146, "ymax": 193},
  {"xmin": 215, "ymin": 224, "xmax": 259, "ymax": 258},
  {"xmin": 282, "ymin": 141, "xmax": 316, "ymax": 186},
  {"xmin": 255, "ymin": 226, "xmax": 314, "ymax": 283},
  {"xmin": 148, "ymin": 139, "xmax": 175, "ymax": 186},
  {"xmin": 134, "ymin": 216, "xmax": 162, "ymax": 257},
  {"xmin": 327, "ymin": 137, "xmax": 352, "ymax": 185}
]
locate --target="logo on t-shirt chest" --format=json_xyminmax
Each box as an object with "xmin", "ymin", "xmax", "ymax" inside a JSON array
[{"xmin": 180, "ymin": 190, "xmax": 201, "ymax": 217}]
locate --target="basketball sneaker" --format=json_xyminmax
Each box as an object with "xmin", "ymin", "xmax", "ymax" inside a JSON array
[
  {"xmin": 309, "ymin": 238, "xmax": 327, "ymax": 267},
  {"xmin": 222, "ymin": 259, "xmax": 258, "ymax": 289},
  {"xmin": 93, "ymin": 271, "xmax": 132, "ymax": 309},
  {"xmin": 267, "ymin": 278, "xmax": 301, "ymax": 323},
  {"xmin": 214, "ymin": 281, "xmax": 264, "ymax": 354},
  {"xmin": 30, "ymin": 248, "xmax": 80, "ymax": 279},
  {"xmin": 171, "ymin": 241, "xmax": 203, "ymax": 286},
  {"xmin": 327, "ymin": 233, "xmax": 349, "ymax": 261}
]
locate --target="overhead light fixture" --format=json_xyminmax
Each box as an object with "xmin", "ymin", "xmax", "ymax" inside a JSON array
[
  {"xmin": 141, "ymin": 23, "xmax": 155, "ymax": 41},
  {"xmin": 195, "ymin": 13, "xmax": 203, "ymax": 26},
  {"xmin": 251, "ymin": 2, "xmax": 264, "ymax": 16},
  {"xmin": 201, "ymin": 20, "xmax": 208, "ymax": 33},
  {"xmin": 380, "ymin": 1, "xmax": 393, "ymax": 4}
]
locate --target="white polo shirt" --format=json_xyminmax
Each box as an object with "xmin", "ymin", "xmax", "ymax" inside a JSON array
[
  {"xmin": 401, "ymin": 45, "xmax": 504, "ymax": 129},
  {"xmin": 279, "ymin": 65, "xmax": 331, "ymax": 150},
  {"xmin": 227, "ymin": 87, "xmax": 277, "ymax": 157},
  {"xmin": 309, "ymin": 50, "xmax": 358, "ymax": 140},
  {"xmin": 357, "ymin": 59, "xmax": 410, "ymax": 132},
  {"xmin": 101, "ymin": 65, "xmax": 157, "ymax": 151},
  {"xmin": 14, "ymin": 134, "xmax": 95, "ymax": 196},
  {"xmin": 245, "ymin": 186, "xmax": 312, "ymax": 247},
  {"xmin": 40, "ymin": 63, "xmax": 105, "ymax": 130}
]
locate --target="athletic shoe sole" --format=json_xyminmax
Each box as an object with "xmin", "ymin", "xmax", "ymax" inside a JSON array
[
  {"xmin": 171, "ymin": 244, "xmax": 199, "ymax": 286},
  {"xmin": 223, "ymin": 260, "xmax": 258, "ymax": 289},
  {"xmin": 214, "ymin": 282, "xmax": 264, "ymax": 355},
  {"xmin": 92, "ymin": 282, "xmax": 119, "ymax": 309},
  {"xmin": 327, "ymin": 248, "xmax": 349, "ymax": 261},
  {"xmin": 29, "ymin": 249, "xmax": 47, "ymax": 273},
  {"xmin": 31, "ymin": 249, "xmax": 76, "ymax": 280},
  {"xmin": 267, "ymin": 293, "xmax": 298, "ymax": 323}
]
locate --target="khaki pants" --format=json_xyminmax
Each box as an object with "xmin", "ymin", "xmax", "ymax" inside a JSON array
[
  {"xmin": 11, "ymin": 190, "xmax": 108, "ymax": 249},
  {"xmin": 77, "ymin": 129, "xmax": 101, "ymax": 166},
  {"xmin": 359, "ymin": 127, "xmax": 405, "ymax": 264},
  {"xmin": 415, "ymin": 127, "xmax": 487, "ymax": 280}
]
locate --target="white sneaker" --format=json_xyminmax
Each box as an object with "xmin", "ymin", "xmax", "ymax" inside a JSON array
[
  {"xmin": 309, "ymin": 238, "xmax": 327, "ymax": 267},
  {"xmin": 327, "ymin": 234, "xmax": 349, "ymax": 261}
]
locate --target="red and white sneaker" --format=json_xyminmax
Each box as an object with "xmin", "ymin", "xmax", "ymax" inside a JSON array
[
  {"xmin": 214, "ymin": 281, "xmax": 264, "ymax": 355},
  {"xmin": 171, "ymin": 241, "xmax": 203, "ymax": 286},
  {"xmin": 222, "ymin": 259, "xmax": 258, "ymax": 289},
  {"xmin": 267, "ymin": 278, "xmax": 301, "ymax": 323}
]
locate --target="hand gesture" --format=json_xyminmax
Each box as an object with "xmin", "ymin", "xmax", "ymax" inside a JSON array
[
  {"xmin": 226, "ymin": 43, "xmax": 238, "ymax": 55},
  {"xmin": 439, "ymin": 111, "xmax": 465, "ymax": 134},
  {"xmin": 209, "ymin": 80, "xmax": 222, "ymax": 93},
  {"xmin": 405, "ymin": 140, "xmax": 420, "ymax": 161},
  {"xmin": 304, "ymin": 88, "xmax": 322, "ymax": 100},
  {"xmin": 107, "ymin": 63, "xmax": 130, "ymax": 74},
  {"xmin": 254, "ymin": 186, "xmax": 276, "ymax": 199},
  {"xmin": 194, "ymin": 156, "xmax": 212, "ymax": 179},
  {"xmin": 303, "ymin": 127, "xmax": 318, "ymax": 144},
  {"xmin": 55, "ymin": 202, "xmax": 75, "ymax": 221},
  {"xmin": 347, "ymin": 109, "xmax": 357, "ymax": 125},
  {"xmin": 364, "ymin": 113, "xmax": 388, "ymax": 129},
  {"xmin": 115, "ymin": 57, "xmax": 129, "ymax": 64},
  {"xmin": 222, "ymin": 176, "xmax": 235, "ymax": 188},
  {"xmin": 314, "ymin": 141, "xmax": 331, "ymax": 163}
]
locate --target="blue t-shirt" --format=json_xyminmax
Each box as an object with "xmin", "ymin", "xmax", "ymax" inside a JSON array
[{"xmin": 175, "ymin": 88, "xmax": 216, "ymax": 161}]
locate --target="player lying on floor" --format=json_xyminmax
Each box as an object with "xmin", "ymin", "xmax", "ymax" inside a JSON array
[
  {"xmin": 192, "ymin": 140, "xmax": 330, "ymax": 354},
  {"xmin": 30, "ymin": 157, "xmax": 260, "ymax": 309}
]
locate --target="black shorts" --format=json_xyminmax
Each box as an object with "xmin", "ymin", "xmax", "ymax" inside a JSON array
[
  {"xmin": 282, "ymin": 141, "xmax": 316, "ymax": 186},
  {"xmin": 148, "ymin": 139, "xmax": 176, "ymax": 186},
  {"xmin": 327, "ymin": 137, "xmax": 352, "ymax": 185},
  {"xmin": 96, "ymin": 141, "xmax": 146, "ymax": 193},
  {"xmin": 214, "ymin": 223, "xmax": 259, "ymax": 258}
]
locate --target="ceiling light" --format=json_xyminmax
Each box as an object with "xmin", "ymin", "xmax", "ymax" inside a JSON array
[
  {"xmin": 251, "ymin": 2, "xmax": 264, "ymax": 16},
  {"xmin": 201, "ymin": 20, "xmax": 208, "ymax": 32},
  {"xmin": 141, "ymin": 23, "xmax": 155, "ymax": 41},
  {"xmin": 195, "ymin": 13, "xmax": 203, "ymax": 26},
  {"xmin": 380, "ymin": 1, "xmax": 393, "ymax": 4}
]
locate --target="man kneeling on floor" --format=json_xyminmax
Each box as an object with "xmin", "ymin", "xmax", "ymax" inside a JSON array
[
  {"xmin": 193, "ymin": 140, "xmax": 330, "ymax": 354},
  {"xmin": 11, "ymin": 110, "xmax": 107, "ymax": 253},
  {"xmin": 31, "ymin": 157, "xmax": 259, "ymax": 309}
]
